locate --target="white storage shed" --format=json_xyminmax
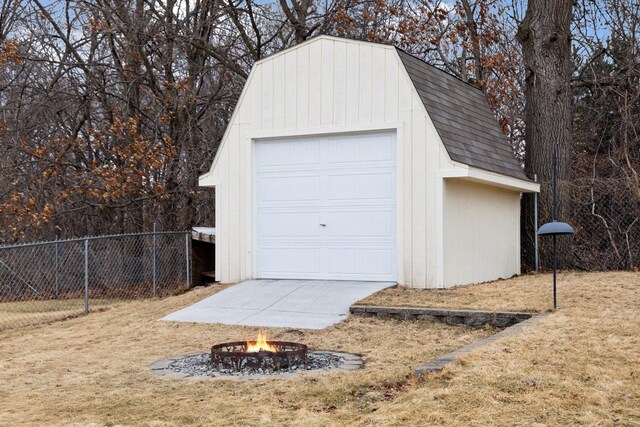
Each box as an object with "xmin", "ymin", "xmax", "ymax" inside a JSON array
[{"xmin": 199, "ymin": 35, "xmax": 539, "ymax": 288}]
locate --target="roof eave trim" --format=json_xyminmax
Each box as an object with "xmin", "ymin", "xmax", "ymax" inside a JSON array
[
  {"xmin": 438, "ymin": 165, "xmax": 540, "ymax": 193},
  {"xmin": 254, "ymin": 35, "xmax": 394, "ymax": 67},
  {"xmin": 199, "ymin": 171, "xmax": 217, "ymax": 187}
]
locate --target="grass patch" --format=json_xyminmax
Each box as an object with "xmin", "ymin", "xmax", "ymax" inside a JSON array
[
  {"xmin": 0, "ymin": 286, "xmax": 490, "ymax": 426},
  {"xmin": 357, "ymin": 271, "xmax": 635, "ymax": 313},
  {"xmin": 0, "ymin": 272, "xmax": 638, "ymax": 426},
  {"xmin": 0, "ymin": 298, "xmax": 116, "ymax": 314},
  {"xmin": 0, "ymin": 298, "xmax": 120, "ymax": 331},
  {"xmin": 358, "ymin": 271, "xmax": 640, "ymax": 425}
]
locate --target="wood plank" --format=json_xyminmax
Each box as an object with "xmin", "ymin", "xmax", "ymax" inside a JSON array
[
  {"xmin": 250, "ymin": 64, "xmax": 262, "ymax": 131},
  {"xmin": 399, "ymin": 72, "xmax": 413, "ymax": 286},
  {"xmin": 239, "ymin": 124, "xmax": 249, "ymax": 280},
  {"xmin": 345, "ymin": 43, "xmax": 359, "ymax": 124},
  {"xmin": 308, "ymin": 41, "xmax": 322, "ymax": 127},
  {"xmin": 201, "ymin": 271, "xmax": 216, "ymax": 279},
  {"xmin": 227, "ymin": 124, "xmax": 241, "ymax": 283},
  {"xmin": 284, "ymin": 49, "xmax": 297, "ymax": 128},
  {"xmin": 411, "ymin": 96, "xmax": 427, "ymax": 287},
  {"xmin": 385, "ymin": 50, "xmax": 399, "ymax": 123},
  {"xmin": 272, "ymin": 55, "xmax": 286, "ymax": 129},
  {"xmin": 260, "ymin": 60, "xmax": 273, "ymax": 130},
  {"xmin": 321, "ymin": 39, "xmax": 334, "ymax": 127},
  {"xmin": 216, "ymin": 143, "xmax": 230, "ymax": 283},
  {"xmin": 296, "ymin": 44, "xmax": 310, "ymax": 128},
  {"xmin": 372, "ymin": 47, "xmax": 386, "ymax": 123},
  {"xmin": 191, "ymin": 230, "xmax": 216, "ymax": 243},
  {"xmin": 333, "ymin": 41, "xmax": 347, "ymax": 126},
  {"xmin": 358, "ymin": 45, "xmax": 372, "ymax": 124}
]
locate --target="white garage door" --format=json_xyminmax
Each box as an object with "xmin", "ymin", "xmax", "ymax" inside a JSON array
[{"xmin": 255, "ymin": 132, "xmax": 396, "ymax": 281}]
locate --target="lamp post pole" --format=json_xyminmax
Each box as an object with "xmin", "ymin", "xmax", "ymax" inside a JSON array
[
  {"xmin": 553, "ymin": 234, "xmax": 557, "ymax": 310},
  {"xmin": 537, "ymin": 144, "xmax": 573, "ymax": 311},
  {"xmin": 552, "ymin": 147, "xmax": 557, "ymax": 310},
  {"xmin": 534, "ymin": 174, "xmax": 539, "ymax": 272}
]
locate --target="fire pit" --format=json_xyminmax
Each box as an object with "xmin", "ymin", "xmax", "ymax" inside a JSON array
[
  {"xmin": 150, "ymin": 330, "xmax": 363, "ymax": 379},
  {"xmin": 211, "ymin": 337, "xmax": 307, "ymax": 371}
]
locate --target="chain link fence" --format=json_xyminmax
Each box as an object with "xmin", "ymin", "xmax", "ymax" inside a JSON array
[
  {"xmin": 535, "ymin": 178, "xmax": 640, "ymax": 270},
  {"xmin": 0, "ymin": 231, "xmax": 190, "ymax": 332}
]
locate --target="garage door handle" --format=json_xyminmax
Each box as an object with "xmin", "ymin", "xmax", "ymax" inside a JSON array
[{"xmin": 320, "ymin": 224, "xmax": 326, "ymax": 227}]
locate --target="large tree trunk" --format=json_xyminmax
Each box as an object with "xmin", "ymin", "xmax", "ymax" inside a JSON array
[{"xmin": 517, "ymin": 0, "xmax": 574, "ymax": 270}]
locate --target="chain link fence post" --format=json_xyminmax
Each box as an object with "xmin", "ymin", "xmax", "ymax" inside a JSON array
[
  {"xmin": 152, "ymin": 223, "xmax": 157, "ymax": 297},
  {"xmin": 84, "ymin": 238, "xmax": 89, "ymax": 315},
  {"xmin": 54, "ymin": 235, "xmax": 59, "ymax": 297},
  {"xmin": 185, "ymin": 232, "xmax": 191, "ymax": 290}
]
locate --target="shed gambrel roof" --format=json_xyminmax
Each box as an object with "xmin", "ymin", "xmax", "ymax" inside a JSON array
[{"xmin": 396, "ymin": 49, "xmax": 527, "ymax": 180}]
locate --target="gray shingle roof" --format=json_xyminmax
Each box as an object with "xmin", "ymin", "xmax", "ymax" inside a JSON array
[{"xmin": 396, "ymin": 49, "xmax": 528, "ymax": 180}]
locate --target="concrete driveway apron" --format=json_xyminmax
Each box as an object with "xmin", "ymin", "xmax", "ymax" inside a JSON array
[{"xmin": 161, "ymin": 279, "xmax": 394, "ymax": 329}]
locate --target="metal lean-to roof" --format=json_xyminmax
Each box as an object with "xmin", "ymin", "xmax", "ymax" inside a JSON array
[{"xmin": 396, "ymin": 48, "xmax": 528, "ymax": 180}]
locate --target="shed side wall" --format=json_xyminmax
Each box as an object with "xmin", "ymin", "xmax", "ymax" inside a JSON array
[{"xmin": 443, "ymin": 180, "xmax": 521, "ymax": 287}]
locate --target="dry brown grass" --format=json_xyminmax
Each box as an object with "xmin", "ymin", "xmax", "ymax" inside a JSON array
[
  {"xmin": 0, "ymin": 271, "xmax": 638, "ymax": 426},
  {"xmin": 0, "ymin": 299, "xmax": 120, "ymax": 331},
  {"xmin": 360, "ymin": 271, "xmax": 640, "ymax": 426},
  {"xmin": 0, "ymin": 285, "xmax": 490, "ymax": 427},
  {"xmin": 358, "ymin": 270, "xmax": 634, "ymax": 313}
]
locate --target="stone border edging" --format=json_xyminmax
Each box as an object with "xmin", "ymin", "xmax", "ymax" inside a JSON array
[
  {"xmin": 349, "ymin": 305, "xmax": 546, "ymax": 375},
  {"xmin": 414, "ymin": 314, "xmax": 545, "ymax": 374},
  {"xmin": 350, "ymin": 305, "xmax": 534, "ymax": 328},
  {"xmin": 150, "ymin": 351, "xmax": 363, "ymax": 380}
]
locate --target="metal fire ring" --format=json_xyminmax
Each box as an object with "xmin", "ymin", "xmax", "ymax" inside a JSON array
[{"xmin": 211, "ymin": 341, "xmax": 308, "ymax": 371}]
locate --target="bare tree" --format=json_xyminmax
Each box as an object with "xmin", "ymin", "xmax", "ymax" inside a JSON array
[
  {"xmin": 517, "ymin": 0, "xmax": 574, "ymax": 268},
  {"xmin": 2, "ymin": 0, "xmax": 638, "ymax": 274},
  {"xmin": 0, "ymin": 0, "xmax": 344, "ymax": 242}
]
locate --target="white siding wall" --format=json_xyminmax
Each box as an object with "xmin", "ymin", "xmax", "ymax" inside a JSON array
[
  {"xmin": 205, "ymin": 37, "xmax": 462, "ymax": 288},
  {"xmin": 443, "ymin": 180, "xmax": 521, "ymax": 287}
]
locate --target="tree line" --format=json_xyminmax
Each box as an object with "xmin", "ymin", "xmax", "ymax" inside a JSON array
[{"xmin": 0, "ymin": 0, "xmax": 638, "ymax": 270}]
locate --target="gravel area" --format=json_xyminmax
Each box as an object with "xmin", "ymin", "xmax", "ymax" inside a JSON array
[{"xmin": 167, "ymin": 352, "xmax": 345, "ymax": 377}]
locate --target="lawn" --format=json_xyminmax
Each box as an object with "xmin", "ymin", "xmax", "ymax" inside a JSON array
[
  {"xmin": 358, "ymin": 270, "xmax": 634, "ymax": 313},
  {"xmin": 0, "ymin": 298, "xmax": 119, "ymax": 331},
  {"xmin": 0, "ymin": 271, "xmax": 638, "ymax": 426}
]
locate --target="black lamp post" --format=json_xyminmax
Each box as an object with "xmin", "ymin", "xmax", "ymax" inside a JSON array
[{"xmin": 537, "ymin": 146, "xmax": 574, "ymax": 310}]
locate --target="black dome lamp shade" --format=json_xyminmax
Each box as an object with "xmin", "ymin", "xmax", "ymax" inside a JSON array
[
  {"xmin": 538, "ymin": 220, "xmax": 574, "ymax": 236},
  {"xmin": 537, "ymin": 145, "xmax": 574, "ymax": 310}
]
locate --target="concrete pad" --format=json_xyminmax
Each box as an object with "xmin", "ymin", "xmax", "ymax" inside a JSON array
[
  {"xmin": 186, "ymin": 280, "xmax": 302, "ymax": 310},
  {"xmin": 236, "ymin": 310, "xmax": 345, "ymax": 329},
  {"xmin": 161, "ymin": 280, "xmax": 394, "ymax": 329},
  {"xmin": 268, "ymin": 282, "xmax": 396, "ymax": 315},
  {"xmin": 162, "ymin": 307, "xmax": 260, "ymax": 324}
]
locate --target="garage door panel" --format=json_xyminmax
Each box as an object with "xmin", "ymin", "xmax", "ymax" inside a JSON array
[
  {"xmin": 327, "ymin": 248, "xmax": 394, "ymax": 276},
  {"xmin": 258, "ymin": 247, "xmax": 322, "ymax": 276},
  {"xmin": 326, "ymin": 134, "xmax": 393, "ymax": 164},
  {"xmin": 257, "ymin": 139, "xmax": 321, "ymax": 168},
  {"xmin": 327, "ymin": 172, "xmax": 394, "ymax": 201},
  {"xmin": 258, "ymin": 175, "xmax": 321, "ymax": 203},
  {"xmin": 326, "ymin": 210, "xmax": 394, "ymax": 238},
  {"xmin": 259, "ymin": 211, "xmax": 322, "ymax": 238}
]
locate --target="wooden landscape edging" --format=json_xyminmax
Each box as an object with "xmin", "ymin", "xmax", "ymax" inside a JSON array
[{"xmin": 349, "ymin": 305, "xmax": 545, "ymax": 374}]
